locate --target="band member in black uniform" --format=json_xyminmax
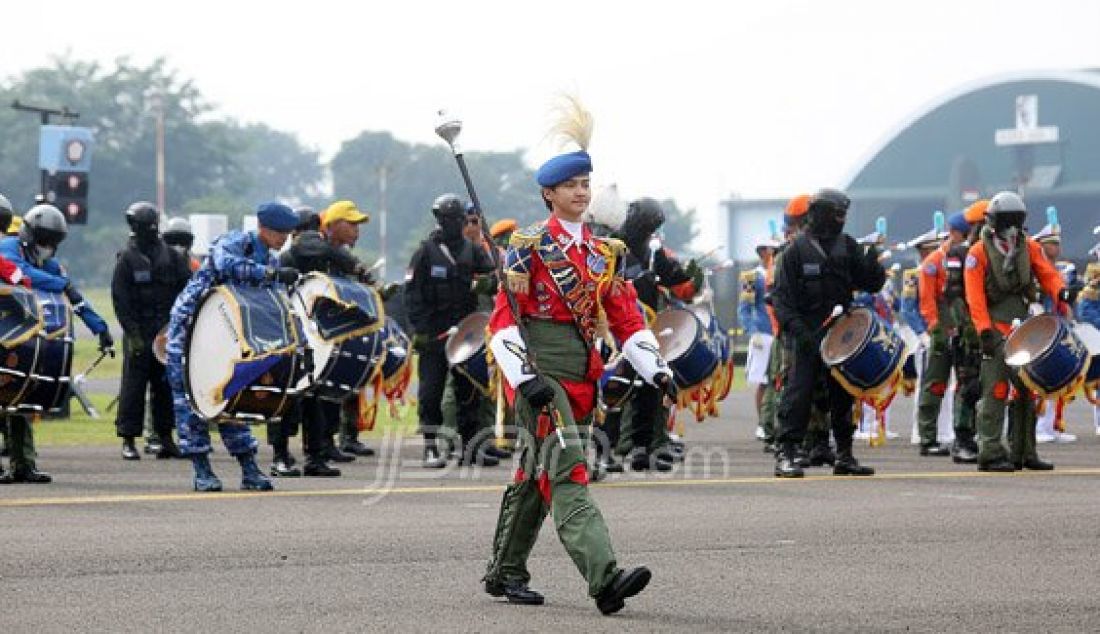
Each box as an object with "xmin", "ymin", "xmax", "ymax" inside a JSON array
[
  {"xmin": 404, "ymin": 194, "xmax": 495, "ymax": 468},
  {"xmin": 615, "ymin": 197, "xmax": 702, "ymax": 471},
  {"xmin": 111, "ymin": 202, "xmax": 192, "ymax": 460},
  {"xmin": 771, "ymin": 188, "xmax": 885, "ymax": 478}
]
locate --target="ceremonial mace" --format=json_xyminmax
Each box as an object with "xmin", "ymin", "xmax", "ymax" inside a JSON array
[{"xmin": 435, "ymin": 111, "xmax": 566, "ymax": 448}]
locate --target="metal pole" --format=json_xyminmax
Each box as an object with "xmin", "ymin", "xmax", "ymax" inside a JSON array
[
  {"xmin": 378, "ymin": 164, "xmax": 388, "ymax": 280},
  {"xmin": 153, "ymin": 95, "xmax": 167, "ymax": 215}
]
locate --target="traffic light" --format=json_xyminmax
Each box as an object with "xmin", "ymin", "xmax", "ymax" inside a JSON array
[{"xmin": 48, "ymin": 171, "xmax": 89, "ymax": 224}]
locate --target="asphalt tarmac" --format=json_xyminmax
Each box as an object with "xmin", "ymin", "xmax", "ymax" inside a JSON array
[{"xmin": 3, "ymin": 389, "xmax": 1100, "ymax": 633}]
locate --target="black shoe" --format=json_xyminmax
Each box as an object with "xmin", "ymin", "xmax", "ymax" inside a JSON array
[
  {"xmin": 920, "ymin": 443, "xmax": 951, "ymax": 457},
  {"xmin": 978, "ymin": 459, "xmax": 1015, "ymax": 472},
  {"xmin": 303, "ymin": 461, "xmax": 341, "ymax": 477},
  {"xmin": 833, "ymin": 453, "xmax": 874, "ymax": 476},
  {"xmin": 629, "ymin": 450, "xmax": 649, "ymax": 472},
  {"xmin": 484, "ymin": 444, "xmax": 513, "ymax": 460},
  {"xmin": 952, "ymin": 444, "xmax": 978, "ymax": 464},
  {"xmin": 11, "ymin": 466, "xmax": 52, "ymax": 483},
  {"xmin": 1020, "ymin": 457, "xmax": 1054, "ymax": 471},
  {"xmin": 807, "ymin": 444, "xmax": 836, "ymax": 467},
  {"xmin": 121, "ymin": 439, "xmax": 141, "ymax": 461},
  {"xmin": 651, "ymin": 455, "xmax": 673, "ymax": 472},
  {"xmin": 156, "ymin": 438, "xmax": 183, "ymax": 460},
  {"xmin": 774, "ymin": 453, "xmax": 804, "ymax": 478},
  {"xmin": 602, "ymin": 455, "xmax": 624, "ymax": 474},
  {"xmin": 143, "ymin": 440, "xmax": 163, "ymax": 455},
  {"xmin": 423, "ymin": 446, "xmax": 447, "ymax": 469},
  {"xmin": 460, "ymin": 448, "xmax": 500, "ymax": 467},
  {"xmin": 595, "ymin": 566, "xmax": 651, "ymax": 615},
  {"xmin": 341, "ymin": 440, "xmax": 376, "ymax": 457},
  {"xmin": 270, "ymin": 458, "xmax": 302, "ymax": 477},
  {"xmin": 485, "ymin": 579, "xmax": 545, "ymax": 605},
  {"xmin": 324, "ymin": 446, "xmax": 355, "ymax": 463}
]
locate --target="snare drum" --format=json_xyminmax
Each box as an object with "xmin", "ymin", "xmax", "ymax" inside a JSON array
[
  {"xmin": 653, "ymin": 308, "xmax": 720, "ymax": 389},
  {"xmin": 820, "ymin": 307, "xmax": 906, "ymax": 397},
  {"xmin": 1004, "ymin": 315, "xmax": 1089, "ymax": 396},
  {"xmin": 446, "ymin": 312, "xmax": 491, "ymax": 394},
  {"xmin": 18, "ymin": 290, "xmax": 75, "ymax": 414},
  {"xmin": 184, "ymin": 283, "xmax": 305, "ymax": 422},
  {"xmin": 292, "ymin": 272, "xmax": 385, "ymax": 400},
  {"xmin": 0, "ymin": 285, "xmax": 45, "ymax": 410}
]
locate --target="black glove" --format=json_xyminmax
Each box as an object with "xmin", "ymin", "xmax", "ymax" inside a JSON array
[
  {"xmin": 655, "ymin": 372, "xmax": 678, "ymax": 402},
  {"xmin": 63, "ymin": 284, "xmax": 85, "ymax": 307},
  {"xmin": 1058, "ymin": 287, "xmax": 1079, "ymax": 305},
  {"xmin": 379, "ymin": 282, "xmax": 400, "ymax": 302},
  {"xmin": 519, "ymin": 375, "xmax": 556, "ymax": 409},
  {"xmin": 98, "ymin": 331, "xmax": 115, "ymax": 357},
  {"xmin": 272, "ymin": 267, "xmax": 300, "ymax": 286},
  {"xmin": 979, "ymin": 329, "xmax": 1000, "ymax": 357}
]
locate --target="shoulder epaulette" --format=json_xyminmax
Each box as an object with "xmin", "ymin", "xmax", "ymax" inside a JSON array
[{"xmin": 508, "ymin": 221, "xmax": 546, "ymax": 250}]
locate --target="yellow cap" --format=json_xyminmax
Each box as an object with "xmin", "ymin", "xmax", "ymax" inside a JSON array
[{"xmin": 321, "ymin": 200, "xmax": 369, "ymax": 228}]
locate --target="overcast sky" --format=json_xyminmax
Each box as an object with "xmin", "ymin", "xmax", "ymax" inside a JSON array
[{"xmin": 4, "ymin": 0, "xmax": 1099, "ymax": 244}]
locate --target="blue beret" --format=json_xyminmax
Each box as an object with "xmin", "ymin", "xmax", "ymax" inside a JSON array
[
  {"xmin": 256, "ymin": 202, "xmax": 298, "ymax": 232},
  {"xmin": 536, "ymin": 150, "xmax": 593, "ymax": 187},
  {"xmin": 947, "ymin": 211, "xmax": 970, "ymax": 234}
]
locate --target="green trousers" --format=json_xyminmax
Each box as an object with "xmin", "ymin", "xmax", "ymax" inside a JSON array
[
  {"xmin": 484, "ymin": 320, "xmax": 618, "ymax": 598},
  {"xmin": 759, "ymin": 335, "xmax": 782, "ymax": 443},
  {"xmin": 3, "ymin": 414, "xmax": 37, "ymax": 470},
  {"xmin": 916, "ymin": 329, "xmax": 979, "ymax": 447},
  {"xmin": 976, "ymin": 341, "xmax": 1037, "ymax": 465}
]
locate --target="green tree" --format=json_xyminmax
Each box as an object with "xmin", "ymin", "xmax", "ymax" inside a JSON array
[{"xmin": 330, "ymin": 131, "xmax": 543, "ymax": 281}]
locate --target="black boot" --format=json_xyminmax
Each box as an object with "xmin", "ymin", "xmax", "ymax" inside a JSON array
[
  {"xmin": 920, "ymin": 442, "xmax": 951, "ymax": 457},
  {"xmin": 156, "ymin": 436, "xmax": 183, "ymax": 459},
  {"xmin": 833, "ymin": 450, "xmax": 874, "ymax": 476},
  {"xmin": 303, "ymin": 460, "xmax": 341, "ymax": 477},
  {"xmin": 484, "ymin": 578, "xmax": 545, "ymax": 605},
  {"xmin": 11, "ymin": 464, "xmax": 52, "ymax": 483},
  {"xmin": 774, "ymin": 445, "xmax": 804, "ymax": 478},
  {"xmin": 271, "ymin": 452, "xmax": 302, "ymax": 477},
  {"xmin": 807, "ymin": 442, "xmax": 835, "ymax": 467},
  {"xmin": 340, "ymin": 439, "xmax": 376, "ymax": 457},
  {"xmin": 951, "ymin": 442, "xmax": 978, "ymax": 464},
  {"xmin": 121, "ymin": 437, "xmax": 141, "ymax": 461},
  {"xmin": 595, "ymin": 567, "xmax": 651, "ymax": 615}
]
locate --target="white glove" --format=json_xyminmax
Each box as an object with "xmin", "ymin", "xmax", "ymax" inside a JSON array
[{"xmin": 918, "ymin": 332, "xmax": 931, "ymax": 350}]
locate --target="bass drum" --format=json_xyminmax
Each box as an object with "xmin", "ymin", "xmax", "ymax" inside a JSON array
[
  {"xmin": 653, "ymin": 308, "xmax": 720, "ymax": 389},
  {"xmin": 0, "ymin": 285, "xmax": 46, "ymax": 410},
  {"xmin": 292, "ymin": 272, "xmax": 384, "ymax": 401},
  {"xmin": 19, "ymin": 289, "xmax": 75, "ymax": 414},
  {"xmin": 184, "ymin": 283, "xmax": 305, "ymax": 423},
  {"xmin": 820, "ymin": 307, "xmax": 906, "ymax": 397}
]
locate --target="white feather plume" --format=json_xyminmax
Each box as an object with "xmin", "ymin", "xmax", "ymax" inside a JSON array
[
  {"xmin": 586, "ymin": 183, "xmax": 628, "ymax": 230},
  {"xmin": 546, "ymin": 94, "xmax": 594, "ymax": 151}
]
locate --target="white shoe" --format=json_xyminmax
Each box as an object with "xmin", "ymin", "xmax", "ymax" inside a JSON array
[
  {"xmin": 1036, "ymin": 432, "xmax": 1056, "ymax": 443},
  {"xmin": 1054, "ymin": 432, "xmax": 1077, "ymax": 443},
  {"xmin": 885, "ymin": 430, "xmax": 900, "ymax": 440},
  {"xmin": 755, "ymin": 426, "xmax": 765, "ymax": 440}
]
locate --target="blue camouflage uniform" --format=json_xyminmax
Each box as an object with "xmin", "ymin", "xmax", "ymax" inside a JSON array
[
  {"xmin": 167, "ymin": 230, "xmax": 280, "ymax": 456},
  {"xmin": 737, "ymin": 266, "xmax": 773, "ymax": 336},
  {"xmin": 0, "ymin": 236, "xmax": 109, "ymax": 335}
]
